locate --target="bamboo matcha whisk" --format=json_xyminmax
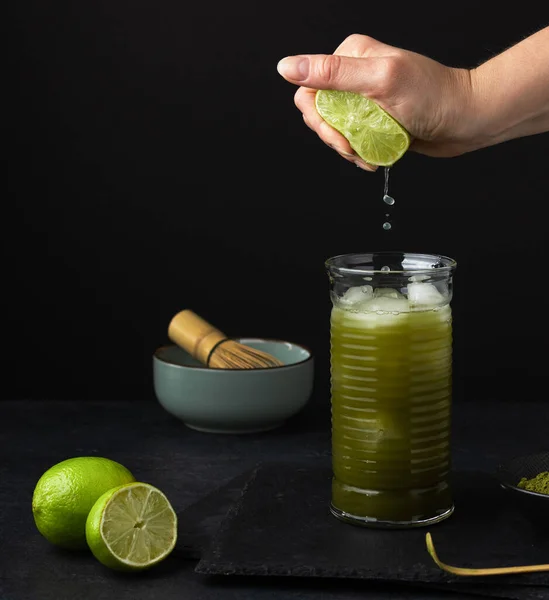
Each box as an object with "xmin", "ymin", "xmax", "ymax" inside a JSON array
[{"xmin": 168, "ymin": 309, "xmax": 284, "ymax": 369}]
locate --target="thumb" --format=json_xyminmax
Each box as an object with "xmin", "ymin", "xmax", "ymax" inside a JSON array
[{"xmin": 277, "ymin": 54, "xmax": 380, "ymax": 95}]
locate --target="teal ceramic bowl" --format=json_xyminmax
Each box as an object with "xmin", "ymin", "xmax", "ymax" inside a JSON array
[{"xmin": 153, "ymin": 338, "xmax": 314, "ymax": 434}]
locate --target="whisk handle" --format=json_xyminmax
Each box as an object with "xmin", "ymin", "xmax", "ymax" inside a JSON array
[{"xmin": 168, "ymin": 309, "xmax": 227, "ymax": 366}]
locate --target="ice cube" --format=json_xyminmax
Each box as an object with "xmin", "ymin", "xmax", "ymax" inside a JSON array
[
  {"xmin": 373, "ymin": 287, "xmax": 405, "ymax": 299},
  {"xmin": 408, "ymin": 274, "xmax": 430, "ymax": 283},
  {"xmin": 339, "ymin": 285, "xmax": 373, "ymax": 306},
  {"xmin": 360, "ymin": 296, "xmax": 410, "ymax": 314},
  {"xmin": 407, "ymin": 282, "xmax": 446, "ymax": 308}
]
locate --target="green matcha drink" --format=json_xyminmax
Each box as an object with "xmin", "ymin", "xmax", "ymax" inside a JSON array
[{"xmin": 326, "ymin": 252, "xmax": 456, "ymax": 528}]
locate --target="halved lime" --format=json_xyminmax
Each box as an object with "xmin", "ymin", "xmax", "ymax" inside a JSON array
[
  {"xmin": 315, "ymin": 90, "xmax": 411, "ymax": 166},
  {"xmin": 86, "ymin": 482, "xmax": 178, "ymax": 571}
]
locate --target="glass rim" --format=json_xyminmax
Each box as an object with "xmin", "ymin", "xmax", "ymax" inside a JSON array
[{"xmin": 325, "ymin": 252, "xmax": 457, "ymax": 276}]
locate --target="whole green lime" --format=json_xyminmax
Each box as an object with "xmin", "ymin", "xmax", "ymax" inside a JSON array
[{"xmin": 32, "ymin": 456, "xmax": 136, "ymax": 549}]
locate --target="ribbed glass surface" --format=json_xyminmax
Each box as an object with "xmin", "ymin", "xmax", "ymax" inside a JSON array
[{"xmin": 330, "ymin": 303, "xmax": 453, "ymax": 524}]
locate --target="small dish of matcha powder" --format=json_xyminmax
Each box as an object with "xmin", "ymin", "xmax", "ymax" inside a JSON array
[{"xmin": 517, "ymin": 471, "xmax": 549, "ymax": 495}]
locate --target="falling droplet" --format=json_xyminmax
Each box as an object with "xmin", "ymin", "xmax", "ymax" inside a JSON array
[{"xmin": 381, "ymin": 167, "xmax": 397, "ymax": 230}]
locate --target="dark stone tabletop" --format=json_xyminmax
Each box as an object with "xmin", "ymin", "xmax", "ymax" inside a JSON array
[{"xmin": 1, "ymin": 398, "xmax": 548, "ymax": 600}]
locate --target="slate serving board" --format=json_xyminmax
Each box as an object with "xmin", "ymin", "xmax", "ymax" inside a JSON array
[
  {"xmin": 177, "ymin": 469, "xmax": 257, "ymax": 560},
  {"xmin": 193, "ymin": 463, "xmax": 549, "ymax": 599}
]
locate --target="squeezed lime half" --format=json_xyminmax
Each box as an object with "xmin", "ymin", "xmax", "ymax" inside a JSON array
[{"xmin": 315, "ymin": 90, "xmax": 411, "ymax": 166}]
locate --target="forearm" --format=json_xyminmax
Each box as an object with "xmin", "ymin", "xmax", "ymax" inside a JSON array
[{"xmin": 466, "ymin": 26, "xmax": 549, "ymax": 151}]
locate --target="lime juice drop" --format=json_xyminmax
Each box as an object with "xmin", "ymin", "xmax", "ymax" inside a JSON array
[
  {"xmin": 383, "ymin": 167, "xmax": 395, "ymax": 205},
  {"xmin": 382, "ymin": 167, "xmax": 395, "ymax": 230}
]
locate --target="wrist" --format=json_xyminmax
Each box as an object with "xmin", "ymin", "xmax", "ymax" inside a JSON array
[
  {"xmin": 446, "ymin": 67, "xmax": 495, "ymax": 155},
  {"xmin": 465, "ymin": 65, "xmax": 503, "ymax": 151}
]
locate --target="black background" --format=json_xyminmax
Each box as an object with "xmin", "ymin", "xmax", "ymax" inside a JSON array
[{"xmin": 5, "ymin": 2, "xmax": 549, "ymax": 404}]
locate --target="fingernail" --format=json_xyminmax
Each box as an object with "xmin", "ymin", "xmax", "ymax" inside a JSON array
[
  {"xmin": 355, "ymin": 160, "xmax": 376, "ymax": 172},
  {"xmin": 277, "ymin": 56, "xmax": 309, "ymax": 81},
  {"xmin": 328, "ymin": 143, "xmax": 355, "ymax": 158}
]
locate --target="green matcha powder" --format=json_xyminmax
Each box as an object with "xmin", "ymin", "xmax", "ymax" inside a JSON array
[{"xmin": 517, "ymin": 471, "xmax": 549, "ymax": 495}]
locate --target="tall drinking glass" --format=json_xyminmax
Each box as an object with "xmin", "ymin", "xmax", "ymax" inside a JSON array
[{"xmin": 326, "ymin": 252, "xmax": 456, "ymax": 528}]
